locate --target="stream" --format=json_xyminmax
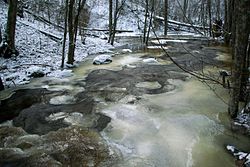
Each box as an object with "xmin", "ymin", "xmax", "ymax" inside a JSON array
[{"xmin": 0, "ymin": 36, "xmax": 250, "ymax": 166}]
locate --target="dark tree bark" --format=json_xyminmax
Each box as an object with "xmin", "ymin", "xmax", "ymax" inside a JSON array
[
  {"xmin": 207, "ymin": 0, "xmax": 212, "ymax": 37},
  {"xmin": 225, "ymin": 0, "xmax": 234, "ymax": 45},
  {"xmin": 164, "ymin": 0, "xmax": 168, "ymax": 36},
  {"xmin": 228, "ymin": 0, "xmax": 250, "ymax": 118},
  {"xmin": 67, "ymin": 0, "xmax": 75, "ymax": 65},
  {"xmin": 0, "ymin": 77, "xmax": 4, "ymax": 91},
  {"xmin": 108, "ymin": 0, "xmax": 113, "ymax": 43},
  {"xmin": 110, "ymin": 0, "xmax": 118, "ymax": 45},
  {"xmin": 143, "ymin": 0, "xmax": 149, "ymax": 43},
  {"xmin": 146, "ymin": 0, "xmax": 155, "ymax": 46},
  {"xmin": 74, "ymin": 0, "xmax": 86, "ymax": 42},
  {"xmin": 216, "ymin": 0, "xmax": 220, "ymax": 20},
  {"xmin": 5, "ymin": 0, "xmax": 17, "ymax": 51},
  {"xmin": 224, "ymin": 0, "xmax": 229, "ymax": 44},
  {"xmin": 67, "ymin": 0, "xmax": 86, "ymax": 65},
  {"xmin": 183, "ymin": 0, "xmax": 188, "ymax": 22},
  {"xmin": 110, "ymin": 0, "xmax": 125, "ymax": 45},
  {"xmin": 61, "ymin": 0, "xmax": 69, "ymax": 68},
  {"xmin": 0, "ymin": 28, "xmax": 2, "ymax": 44},
  {"xmin": 231, "ymin": 0, "xmax": 237, "ymax": 49}
]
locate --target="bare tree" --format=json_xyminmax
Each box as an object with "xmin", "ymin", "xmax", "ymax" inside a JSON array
[
  {"xmin": 216, "ymin": 0, "xmax": 221, "ymax": 20},
  {"xmin": 164, "ymin": 0, "xmax": 168, "ymax": 36},
  {"xmin": 67, "ymin": 0, "xmax": 86, "ymax": 65},
  {"xmin": 0, "ymin": 77, "xmax": 4, "ymax": 91},
  {"xmin": 143, "ymin": 0, "xmax": 149, "ymax": 43},
  {"xmin": 183, "ymin": 0, "xmax": 188, "ymax": 22},
  {"xmin": 207, "ymin": 0, "xmax": 212, "ymax": 36},
  {"xmin": 228, "ymin": 0, "xmax": 250, "ymax": 118},
  {"xmin": 5, "ymin": 0, "xmax": 18, "ymax": 52},
  {"xmin": 67, "ymin": 0, "xmax": 75, "ymax": 65},
  {"xmin": 61, "ymin": 0, "xmax": 69, "ymax": 68},
  {"xmin": 109, "ymin": 0, "xmax": 113, "ymax": 42},
  {"xmin": 109, "ymin": 0, "xmax": 126, "ymax": 45}
]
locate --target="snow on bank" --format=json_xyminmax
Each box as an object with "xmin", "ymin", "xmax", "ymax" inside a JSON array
[{"xmin": 0, "ymin": 2, "xmax": 115, "ymax": 87}]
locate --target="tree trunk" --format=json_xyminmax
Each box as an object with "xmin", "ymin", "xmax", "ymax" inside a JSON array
[
  {"xmin": 5, "ymin": 0, "xmax": 17, "ymax": 51},
  {"xmin": 207, "ymin": 0, "xmax": 212, "ymax": 37},
  {"xmin": 67, "ymin": 0, "xmax": 75, "ymax": 65},
  {"xmin": 231, "ymin": 0, "xmax": 236, "ymax": 48},
  {"xmin": 164, "ymin": 0, "xmax": 168, "ymax": 36},
  {"xmin": 228, "ymin": 0, "xmax": 249, "ymax": 118},
  {"xmin": 61, "ymin": 0, "xmax": 69, "ymax": 68},
  {"xmin": 143, "ymin": 0, "xmax": 149, "ymax": 43},
  {"xmin": 146, "ymin": 0, "xmax": 154, "ymax": 46},
  {"xmin": 216, "ymin": 0, "xmax": 220, "ymax": 20},
  {"xmin": 0, "ymin": 77, "xmax": 4, "ymax": 91},
  {"xmin": 224, "ymin": 0, "xmax": 229, "ymax": 44},
  {"xmin": 108, "ymin": 0, "xmax": 113, "ymax": 43},
  {"xmin": 110, "ymin": 0, "xmax": 118, "ymax": 45},
  {"xmin": 183, "ymin": 0, "xmax": 188, "ymax": 22},
  {"xmin": 0, "ymin": 28, "xmax": 2, "ymax": 44},
  {"xmin": 74, "ymin": 0, "xmax": 86, "ymax": 43}
]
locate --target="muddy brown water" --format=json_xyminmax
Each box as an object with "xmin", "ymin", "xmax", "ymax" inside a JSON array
[
  {"xmin": 0, "ymin": 37, "xmax": 249, "ymax": 166},
  {"xmin": 75, "ymin": 42, "xmax": 249, "ymax": 167}
]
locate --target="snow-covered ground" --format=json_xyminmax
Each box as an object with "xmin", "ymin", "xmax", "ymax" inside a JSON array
[
  {"xmin": 0, "ymin": 1, "xmax": 117, "ymax": 87},
  {"xmin": 0, "ymin": 0, "xmax": 204, "ymax": 87}
]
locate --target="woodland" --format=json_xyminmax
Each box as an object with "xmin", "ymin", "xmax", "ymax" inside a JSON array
[{"xmin": 0, "ymin": 0, "xmax": 250, "ymax": 166}]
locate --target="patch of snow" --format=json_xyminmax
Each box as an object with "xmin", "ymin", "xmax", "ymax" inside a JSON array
[
  {"xmin": 121, "ymin": 49, "xmax": 133, "ymax": 53},
  {"xmin": 93, "ymin": 54, "xmax": 112, "ymax": 65},
  {"xmin": 151, "ymin": 39, "xmax": 188, "ymax": 44},
  {"xmin": 46, "ymin": 112, "xmax": 67, "ymax": 121},
  {"xmin": 47, "ymin": 69, "xmax": 73, "ymax": 78},
  {"xmin": 143, "ymin": 58, "xmax": 159, "ymax": 64},
  {"xmin": 147, "ymin": 46, "xmax": 169, "ymax": 50}
]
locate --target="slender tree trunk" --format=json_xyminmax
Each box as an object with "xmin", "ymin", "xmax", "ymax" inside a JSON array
[
  {"xmin": 143, "ymin": 0, "xmax": 149, "ymax": 43},
  {"xmin": 201, "ymin": 0, "xmax": 207, "ymax": 35},
  {"xmin": 228, "ymin": 0, "xmax": 249, "ymax": 118},
  {"xmin": 108, "ymin": 0, "xmax": 113, "ymax": 43},
  {"xmin": 110, "ymin": 0, "xmax": 118, "ymax": 45},
  {"xmin": 216, "ymin": 0, "xmax": 220, "ymax": 20},
  {"xmin": 231, "ymin": 0, "xmax": 236, "ymax": 48},
  {"xmin": 67, "ymin": 0, "xmax": 75, "ymax": 65},
  {"xmin": 0, "ymin": 77, "xmax": 4, "ymax": 91},
  {"xmin": 6, "ymin": 0, "xmax": 17, "ymax": 51},
  {"xmin": 146, "ymin": 0, "xmax": 154, "ymax": 46},
  {"xmin": 164, "ymin": 0, "xmax": 168, "ymax": 36},
  {"xmin": 0, "ymin": 28, "xmax": 2, "ymax": 44},
  {"xmin": 61, "ymin": 0, "xmax": 69, "ymax": 68},
  {"xmin": 224, "ymin": 0, "xmax": 230, "ymax": 44},
  {"xmin": 207, "ymin": 0, "xmax": 212, "ymax": 37},
  {"xmin": 74, "ymin": 0, "xmax": 86, "ymax": 43},
  {"xmin": 183, "ymin": 0, "xmax": 188, "ymax": 22}
]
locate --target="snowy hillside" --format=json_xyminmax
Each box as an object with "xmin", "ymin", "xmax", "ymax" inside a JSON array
[
  {"xmin": 0, "ymin": 1, "xmax": 117, "ymax": 87},
  {"xmin": 87, "ymin": 0, "xmax": 144, "ymax": 32}
]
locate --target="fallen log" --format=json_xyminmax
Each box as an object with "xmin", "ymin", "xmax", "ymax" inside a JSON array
[
  {"xmin": 24, "ymin": 9, "xmax": 64, "ymax": 30},
  {"xmin": 83, "ymin": 28, "xmax": 133, "ymax": 33},
  {"xmin": 18, "ymin": 21, "xmax": 62, "ymax": 42},
  {"xmin": 154, "ymin": 16, "xmax": 209, "ymax": 30}
]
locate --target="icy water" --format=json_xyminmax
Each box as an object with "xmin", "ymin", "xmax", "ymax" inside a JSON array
[
  {"xmin": 100, "ymin": 79, "xmax": 250, "ymax": 167},
  {"xmin": 73, "ymin": 50, "xmax": 250, "ymax": 167},
  {"xmin": 1, "ymin": 41, "xmax": 249, "ymax": 166}
]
